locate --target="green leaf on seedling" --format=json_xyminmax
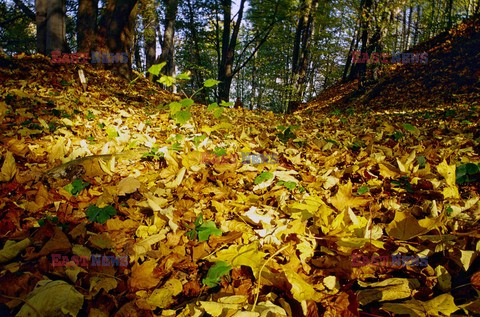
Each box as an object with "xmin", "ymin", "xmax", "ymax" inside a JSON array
[
  {"xmin": 64, "ymin": 179, "xmax": 89, "ymax": 196},
  {"xmin": 48, "ymin": 122, "xmax": 57, "ymax": 132},
  {"xmin": 180, "ymin": 98, "xmax": 194, "ymax": 107},
  {"xmin": 207, "ymin": 102, "xmax": 218, "ymax": 112},
  {"xmin": 357, "ymin": 185, "xmax": 370, "ymax": 195},
  {"xmin": 465, "ymin": 163, "xmax": 479, "ymax": 174},
  {"xmin": 86, "ymin": 110, "xmax": 95, "ymax": 120},
  {"xmin": 169, "ymin": 102, "xmax": 182, "ymax": 115},
  {"xmin": 159, "ymin": 75, "xmax": 175, "ymax": 86},
  {"xmin": 147, "ymin": 62, "xmax": 166, "ymax": 76},
  {"xmin": 220, "ymin": 100, "xmax": 234, "ymax": 107},
  {"xmin": 213, "ymin": 147, "xmax": 226, "ymax": 157},
  {"xmin": 197, "ymin": 221, "xmax": 222, "ymax": 242},
  {"xmin": 85, "ymin": 205, "xmax": 116, "ymax": 224},
  {"xmin": 176, "ymin": 72, "xmax": 191, "ymax": 80},
  {"xmin": 193, "ymin": 135, "xmax": 206, "ymax": 146},
  {"xmin": 202, "ymin": 261, "xmax": 232, "ymax": 287},
  {"xmin": 278, "ymin": 181, "xmax": 297, "ymax": 190},
  {"xmin": 174, "ymin": 110, "xmax": 191, "ymax": 124},
  {"xmin": 254, "ymin": 172, "xmax": 274, "ymax": 184},
  {"xmin": 417, "ymin": 155, "xmax": 426, "ymax": 169},
  {"xmin": 402, "ymin": 123, "xmax": 416, "ymax": 132},
  {"xmin": 393, "ymin": 131, "xmax": 404, "ymax": 141},
  {"xmin": 204, "ymin": 79, "xmax": 221, "ymax": 87},
  {"xmin": 213, "ymin": 107, "xmax": 224, "ymax": 118}
]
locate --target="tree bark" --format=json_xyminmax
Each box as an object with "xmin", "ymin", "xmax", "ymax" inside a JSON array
[
  {"xmin": 36, "ymin": 0, "xmax": 47, "ymax": 54},
  {"xmin": 141, "ymin": 0, "xmax": 158, "ymax": 70},
  {"xmin": 98, "ymin": 0, "xmax": 138, "ymax": 79},
  {"xmin": 446, "ymin": 0, "xmax": 454, "ymax": 29},
  {"xmin": 289, "ymin": 0, "xmax": 318, "ymax": 112},
  {"xmin": 77, "ymin": 0, "xmax": 98, "ymax": 53},
  {"xmin": 159, "ymin": 0, "xmax": 178, "ymax": 77},
  {"xmin": 218, "ymin": 0, "xmax": 246, "ymax": 102}
]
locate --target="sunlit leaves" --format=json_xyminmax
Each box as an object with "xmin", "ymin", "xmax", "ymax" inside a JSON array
[
  {"xmin": 203, "ymin": 79, "xmax": 221, "ymax": 87},
  {"xmin": 147, "ymin": 62, "xmax": 166, "ymax": 76}
]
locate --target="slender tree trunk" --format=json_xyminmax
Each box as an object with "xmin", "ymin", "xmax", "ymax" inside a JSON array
[
  {"xmin": 342, "ymin": 26, "xmax": 359, "ymax": 82},
  {"xmin": 218, "ymin": 0, "xmax": 246, "ymax": 102},
  {"xmin": 134, "ymin": 31, "xmax": 142, "ymax": 70},
  {"xmin": 250, "ymin": 49, "xmax": 257, "ymax": 110},
  {"xmin": 141, "ymin": 0, "xmax": 157, "ymax": 70},
  {"xmin": 289, "ymin": 0, "xmax": 318, "ymax": 111},
  {"xmin": 356, "ymin": 0, "xmax": 371, "ymax": 90},
  {"xmin": 159, "ymin": 0, "xmax": 178, "ymax": 77},
  {"xmin": 413, "ymin": 5, "xmax": 421, "ymax": 45},
  {"xmin": 186, "ymin": 0, "xmax": 205, "ymax": 100},
  {"xmin": 77, "ymin": 0, "xmax": 98, "ymax": 53},
  {"xmin": 406, "ymin": 6, "xmax": 413, "ymax": 49},
  {"xmin": 446, "ymin": 0, "xmax": 454, "ymax": 29}
]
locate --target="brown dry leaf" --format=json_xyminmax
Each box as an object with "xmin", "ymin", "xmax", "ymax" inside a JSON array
[{"xmin": 129, "ymin": 259, "xmax": 161, "ymax": 290}]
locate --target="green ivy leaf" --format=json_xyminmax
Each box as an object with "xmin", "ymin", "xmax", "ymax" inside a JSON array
[
  {"xmin": 159, "ymin": 75, "xmax": 175, "ymax": 86},
  {"xmin": 220, "ymin": 100, "xmax": 234, "ymax": 107},
  {"xmin": 278, "ymin": 181, "xmax": 297, "ymax": 190},
  {"xmin": 180, "ymin": 98, "xmax": 194, "ymax": 107},
  {"xmin": 207, "ymin": 102, "xmax": 218, "ymax": 112},
  {"xmin": 147, "ymin": 62, "xmax": 166, "ymax": 76},
  {"xmin": 213, "ymin": 147, "xmax": 226, "ymax": 156},
  {"xmin": 64, "ymin": 178, "xmax": 89, "ymax": 196},
  {"xmin": 174, "ymin": 110, "xmax": 191, "ymax": 125},
  {"xmin": 204, "ymin": 79, "xmax": 221, "ymax": 87},
  {"xmin": 213, "ymin": 107, "xmax": 224, "ymax": 118},
  {"xmin": 465, "ymin": 163, "xmax": 479, "ymax": 175},
  {"xmin": 176, "ymin": 72, "xmax": 191, "ymax": 80},
  {"xmin": 402, "ymin": 123, "xmax": 416, "ymax": 132},
  {"xmin": 85, "ymin": 205, "xmax": 116, "ymax": 224},
  {"xmin": 169, "ymin": 102, "xmax": 182, "ymax": 115},
  {"xmin": 254, "ymin": 172, "xmax": 274, "ymax": 184},
  {"xmin": 417, "ymin": 155, "xmax": 426, "ymax": 169},
  {"xmin": 202, "ymin": 261, "xmax": 232, "ymax": 287},
  {"xmin": 357, "ymin": 185, "xmax": 370, "ymax": 195},
  {"xmin": 197, "ymin": 221, "xmax": 222, "ymax": 242},
  {"xmin": 86, "ymin": 110, "xmax": 95, "ymax": 120}
]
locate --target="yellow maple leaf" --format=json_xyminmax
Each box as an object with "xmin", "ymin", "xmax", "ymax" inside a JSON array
[
  {"xmin": 330, "ymin": 180, "xmax": 369, "ymax": 211},
  {"xmin": 0, "ymin": 151, "xmax": 17, "ymax": 182},
  {"xmin": 211, "ymin": 242, "xmax": 266, "ymax": 278}
]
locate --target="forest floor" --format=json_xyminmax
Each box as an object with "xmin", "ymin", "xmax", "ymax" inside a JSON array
[{"xmin": 0, "ymin": 15, "xmax": 479, "ymax": 317}]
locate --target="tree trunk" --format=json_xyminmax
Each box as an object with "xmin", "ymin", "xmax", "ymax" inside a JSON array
[
  {"xmin": 141, "ymin": 0, "xmax": 157, "ymax": 70},
  {"xmin": 446, "ymin": 0, "xmax": 454, "ymax": 30},
  {"xmin": 289, "ymin": 0, "xmax": 318, "ymax": 111},
  {"xmin": 159, "ymin": 0, "xmax": 178, "ymax": 77},
  {"xmin": 77, "ymin": 0, "xmax": 98, "ymax": 53},
  {"xmin": 217, "ymin": 0, "xmax": 246, "ymax": 102},
  {"xmin": 413, "ymin": 5, "xmax": 421, "ymax": 45},
  {"xmin": 186, "ymin": 0, "xmax": 205, "ymax": 100},
  {"xmin": 342, "ymin": 25, "xmax": 359, "ymax": 82},
  {"xmin": 98, "ymin": 0, "xmax": 138, "ymax": 79},
  {"xmin": 36, "ymin": 0, "xmax": 47, "ymax": 54}
]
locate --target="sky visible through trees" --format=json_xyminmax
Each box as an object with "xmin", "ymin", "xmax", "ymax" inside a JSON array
[{"xmin": 1, "ymin": 0, "xmax": 479, "ymax": 112}]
